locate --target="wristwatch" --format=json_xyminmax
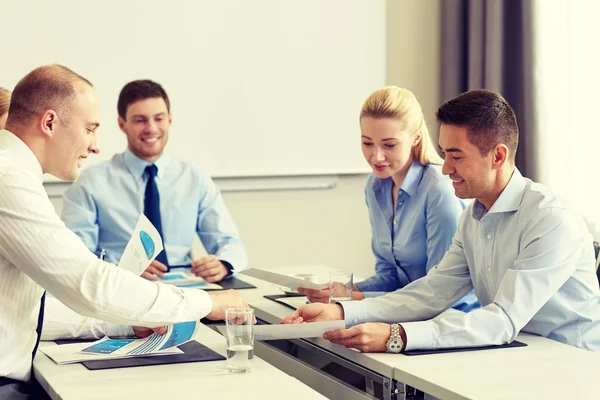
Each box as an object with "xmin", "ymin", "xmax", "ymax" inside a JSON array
[{"xmin": 386, "ymin": 323, "xmax": 404, "ymax": 353}]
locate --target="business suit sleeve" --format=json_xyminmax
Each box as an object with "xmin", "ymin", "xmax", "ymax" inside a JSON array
[
  {"xmin": 61, "ymin": 171, "xmax": 100, "ymax": 255},
  {"xmin": 196, "ymin": 173, "xmax": 248, "ymax": 272}
]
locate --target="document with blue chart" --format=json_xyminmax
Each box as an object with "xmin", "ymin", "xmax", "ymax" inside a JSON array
[
  {"xmin": 118, "ymin": 213, "xmax": 164, "ymax": 275},
  {"xmin": 81, "ymin": 320, "xmax": 199, "ymax": 356}
]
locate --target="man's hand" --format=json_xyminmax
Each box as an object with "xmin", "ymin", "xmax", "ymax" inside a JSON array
[
  {"xmin": 298, "ymin": 284, "xmax": 365, "ymax": 303},
  {"xmin": 205, "ymin": 289, "xmax": 252, "ymax": 321},
  {"xmin": 323, "ymin": 322, "xmax": 391, "ymax": 352},
  {"xmin": 191, "ymin": 255, "xmax": 229, "ymax": 282},
  {"xmin": 280, "ymin": 303, "xmax": 344, "ymax": 324},
  {"xmin": 133, "ymin": 326, "xmax": 167, "ymax": 338},
  {"xmin": 141, "ymin": 259, "xmax": 168, "ymax": 280},
  {"xmin": 297, "ymin": 287, "xmax": 330, "ymax": 303}
]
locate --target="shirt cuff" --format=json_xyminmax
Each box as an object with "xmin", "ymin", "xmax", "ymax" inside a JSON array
[
  {"xmin": 105, "ymin": 324, "xmax": 135, "ymax": 338},
  {"xmin": 339, "ymin": 300, "xmax": 369, "ymax": 327},
  {"xmin": 401, "ymin": 320, "xmax": 435, "ymax": 351},
  {"xmin": 363, "ymin": 291, "xmax": 386, "ymax": 298},
  {"xmin": 187, "ymin": 289, "xmax": 213, "ymax": 318}
]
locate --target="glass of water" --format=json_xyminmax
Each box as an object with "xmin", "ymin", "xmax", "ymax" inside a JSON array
[
  {"xmin": 329, "ymin": 271, "xmax": 353, "ymax": 303},
  {"xmin": 225, "ymin": 308, "xmax": 254, "ymax": 373}
]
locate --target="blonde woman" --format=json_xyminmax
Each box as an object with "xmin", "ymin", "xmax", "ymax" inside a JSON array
[
  {"xmin": 0, "ymin": 88, "xmax": 10, "ymax": 129},
  {"xmin": 301, "ymin": 87, "xmax": 479, "ymax": 311}
]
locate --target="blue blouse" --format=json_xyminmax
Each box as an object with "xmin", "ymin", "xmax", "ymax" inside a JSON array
[{"xmin": 356, "ymin": 160, "xmax": 479, "ymax": 311}]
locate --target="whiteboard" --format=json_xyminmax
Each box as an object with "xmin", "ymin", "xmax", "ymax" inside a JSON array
[{"xmin": 2, "ymin": 0, "xmax": 383, "ymax": 178}]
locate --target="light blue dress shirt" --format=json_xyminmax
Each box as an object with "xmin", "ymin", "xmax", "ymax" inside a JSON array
[
  {"xmin": 342, "ymin": 169, "xmax": 600, "ymax": 351},
  {"xmin": 356, "ymin": 161, "xmax": 479, "ymax": 312},
  {"xmin": 61, "ymin": 150, "xmax": 248, "ymax": 271}
]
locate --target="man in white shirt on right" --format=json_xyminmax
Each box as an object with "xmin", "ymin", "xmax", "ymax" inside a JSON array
[
  {"xmin": 282, "ymin": 89, "xmax": 600, "ymax": 354},
  {"xmin": 0, "ymin": 65, "xmax": 249, "ymax": 399}
]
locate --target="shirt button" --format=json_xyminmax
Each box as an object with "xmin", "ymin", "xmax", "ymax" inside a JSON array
[
  {"xmin": 353, "ymin": 319, "xmax": 358, "ymax": 324},
  {"xmin": 487, "ymin": 234, "xmax": 492, "ymax": 239},
  {"xmin": 399, "ymin": 201, "xmax": 404, "ymax": 206},
  {"xmin": 487, "ymin": 267, "xmax": 492, "ymax": 272},
  {"xmin": 393, "ymin": 220, "xmax": 398, "ymax": 225},
  {"xmin": 398, "ymin": 190, "xmax": 403, "ymax": 195}
]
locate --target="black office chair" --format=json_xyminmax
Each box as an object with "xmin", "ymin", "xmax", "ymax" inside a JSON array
[{"xmin": 594, "ymin": 241, "xmax": 600, "ymax": 284}]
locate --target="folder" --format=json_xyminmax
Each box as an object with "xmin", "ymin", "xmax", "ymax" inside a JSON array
[{"xmin": 403, "ymin": 340, "xmax": 527, "ymax": 356}]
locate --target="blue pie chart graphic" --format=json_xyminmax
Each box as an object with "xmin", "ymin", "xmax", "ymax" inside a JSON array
[{"xmin": 139, "ymin": 231, "xmax": 156, "ymax": 259}]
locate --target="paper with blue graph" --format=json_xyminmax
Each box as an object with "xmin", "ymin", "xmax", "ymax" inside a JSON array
[
  {"xmin": 118, "ymin": 213, "xmax": 164, "ymax": 275},
  {"xmin": 40, "ymin": 321, "xmax": 199, "ymax": 365},
  {"xmin": 156, "ymin": 269, "xmax": 222, "ymax": 290},
  {"xmin": 81, "ymin": 321, "xmax": 198, "ymax": 356}
]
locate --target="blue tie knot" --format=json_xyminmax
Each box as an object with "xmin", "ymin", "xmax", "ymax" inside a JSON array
[{"xmin": 145, "ymin": 164, "xmax": 158, "ymax": 178}]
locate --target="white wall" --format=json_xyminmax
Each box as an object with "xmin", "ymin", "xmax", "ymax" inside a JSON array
[{"xmin": 49, "ymin": 0, "xmax": 442, "ymax": 277}]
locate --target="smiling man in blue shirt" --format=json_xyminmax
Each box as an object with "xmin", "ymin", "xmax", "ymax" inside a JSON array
[
  {"xmin": 282, "ymin": 89, "xmax": 600, "ymax": 353},
  {"xmin": 62, "ymin": 80, "xmax": 247, "ymax": 282}
]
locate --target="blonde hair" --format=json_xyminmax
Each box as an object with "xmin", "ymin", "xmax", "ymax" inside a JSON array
[
  {"xmin": 0, "ymin": 87, "xmax": 10, "ymax": 119},
  {"xmin": 360, "ymin": 86, "xmax": 443, "ymax": 165}
]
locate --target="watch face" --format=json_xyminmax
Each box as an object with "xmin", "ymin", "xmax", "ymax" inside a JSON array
[
  {"xmin": 390, "ymin": 339, "xmax": 401, "ymax": 350},
  {"xmin": 388, "ymin": 338, "xmax": 402, "ymax": 352}
]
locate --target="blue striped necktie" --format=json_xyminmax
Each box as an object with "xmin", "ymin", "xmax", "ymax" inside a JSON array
[{"xmin": 144, "ymin": 164, "xmax": 169, "ymax": 269}]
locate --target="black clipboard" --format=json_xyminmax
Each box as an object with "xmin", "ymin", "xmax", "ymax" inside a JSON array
[
  {"xmin": 263, "ymin": 294, "xmax": 306, "ymax": 310},
  {"xmin": 81, "ymin": 340, "xmax": 225, "ymax": 370},
  {"xmin": 210, "ymin": 276, "xmax": 256, "ymax": 290},
  {"xmin": 403, "ymin": 340, "xmax": 527, "ymax": 355}
]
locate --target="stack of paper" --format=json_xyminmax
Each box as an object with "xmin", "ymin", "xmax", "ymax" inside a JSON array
[
  {"xmin": 42, "ymin": 321, "xmax": 199, "ymax": 365},
  {"xmin": 216, "ymin": 320, "xmax": 345, "ymax": 341}
]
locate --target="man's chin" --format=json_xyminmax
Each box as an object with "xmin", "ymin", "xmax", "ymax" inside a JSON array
[{"xmin": 53, "ymin": 170, "xmax": 79, "ymax": 182}]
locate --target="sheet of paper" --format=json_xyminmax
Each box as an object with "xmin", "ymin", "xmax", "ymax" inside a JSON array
[
  {"xmin": 240, "ymin": 268, "xmax": 327, "ymax": 291},
  {"xmin": 217, "ymin": 320, "xmax": 345, "ymax": 341},
  {"xmin": 118, "ymin": 214, "xmax": 164, "ymax": 275},
  {"xmin": 81, "ymin": 320, "xmax": 198, "ymax": 356},
  {"xmin": 41, "ymin": 342, "xmax": 182, "ymax": 365},
  {"xmin": 156, "ymin": 269, "xmax": 222, "ymax": 290}
]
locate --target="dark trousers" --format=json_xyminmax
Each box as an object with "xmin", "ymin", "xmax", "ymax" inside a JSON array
[{"xmin": 0, "ymin": 377, "xmax": 51, "ymax": 400}]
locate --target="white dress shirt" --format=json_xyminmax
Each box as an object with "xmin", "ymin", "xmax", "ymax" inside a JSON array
[
  {"xmin": 342, "ymin": 169, "xmax": 600, "ymax": 351},
  {"xmin": 41, "ymin": 294, "xmax": 133, "ymax": 340},
  {"xmin": 0, "ymin": 130, "xmax": 213, "ymax": 381}
]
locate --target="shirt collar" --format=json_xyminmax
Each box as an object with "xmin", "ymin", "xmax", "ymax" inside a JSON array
[
  {"xmin": 400, "ymin": 160, "xmax": 424, "ymax": 196},
  {"xmin": 0, "ymin": 129, "xmax": 44, "ymax": 181},
  {"xmin": 472, "ymin": 168, "xmax": 526, "ymax": 220},
  {"xmin": 122, "ymin": 148, "xmax": 168, "ymax": 181},
  {"xmin": 372, "ymin": 159, "xmax": 424, "ymax": 195}
]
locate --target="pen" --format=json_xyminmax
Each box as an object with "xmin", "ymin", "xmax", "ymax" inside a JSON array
[{"xmin": 99, "ymin": 249, "xmax": 106, "ymax": 261}]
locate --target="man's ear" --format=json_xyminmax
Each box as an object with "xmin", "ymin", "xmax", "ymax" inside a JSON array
[
  {"xmin": 118, "ymin": 116, "xmax": 126, "ymax": 134},
  {"xmin": 492, "ymin": 144, "xmax": 509, "ymax": 170},
  {"xmin": 39, "ymin": 109, "xmax": 59, "ymax": 138}
]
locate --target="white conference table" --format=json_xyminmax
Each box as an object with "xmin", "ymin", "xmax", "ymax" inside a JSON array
[
  {"xmin": 34, "ymin": 323, "xmax": 326, "ymax": 400},
  {"xmin": 34, "ymin": 265, "xmax": 600, "ymax": 400},
  {"xmin": 238, "ymin": 265, "xmax": 600, "ymax": 400}
]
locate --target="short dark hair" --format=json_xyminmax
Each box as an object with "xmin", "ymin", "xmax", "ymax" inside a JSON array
[
  {"xmin": 7, "ymin": 64, "xmax": 93, "ymax": 126},
  {"xmin": 117, "ymin": 80, "xmax": 170, "ymax": 119},
  {"xmin": 436, "ymin": 89, "xmax": 519, "ymax": 160},
  {"xmin": 0, "ymin": 87, "xmax": 11, "ymax": 117}
]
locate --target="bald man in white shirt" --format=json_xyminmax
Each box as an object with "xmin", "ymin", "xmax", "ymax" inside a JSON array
[{"xmin": 0, "ymin": 65, "xmax": 249, "ymax": 399}]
